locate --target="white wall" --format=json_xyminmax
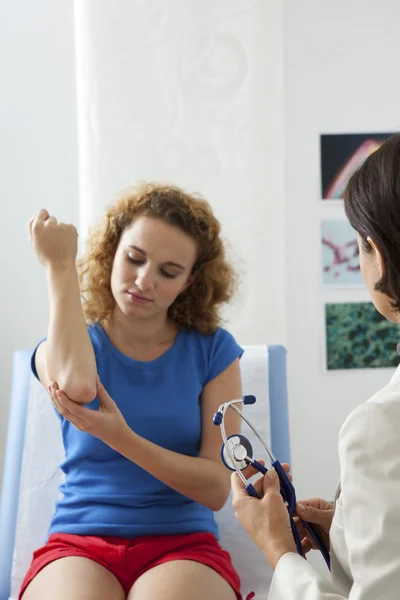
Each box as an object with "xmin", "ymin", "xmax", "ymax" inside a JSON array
[
  {"xmin": 0, "ymin": 0, "xmax": 78, "ymax": 486},
  {"xmin": 75, "ymin": 0, "xmax": 285, "ymax": 346},
  {"xmin": 283, "ymin": 0, "xmax": 400, "ymax": 507}
]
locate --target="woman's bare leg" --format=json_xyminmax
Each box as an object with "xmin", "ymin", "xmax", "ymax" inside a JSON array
[
  {"xmin": 128, "ymin": 560, "xmax": 237, "ymax": 600},
  {"xmin": 22, "ymin": 556, "xmax": 125, "ymax": 600}
]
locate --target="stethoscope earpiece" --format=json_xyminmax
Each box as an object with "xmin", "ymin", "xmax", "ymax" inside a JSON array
[{"xmin": 212, "ymin": 411, "xmax": 223, "ymax": 425}]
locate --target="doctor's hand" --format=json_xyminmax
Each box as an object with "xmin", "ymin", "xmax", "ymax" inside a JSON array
[
  {"xmin": 231, "ymin": 467, "xmax": 297, "ymax": 570},
  {"xmin": 295, "ymin": 498, "xmax": 333, "ymax": 554},
  {"xmin": 48, "ymin": 377, "xmax": 131, "ymax": 450}
]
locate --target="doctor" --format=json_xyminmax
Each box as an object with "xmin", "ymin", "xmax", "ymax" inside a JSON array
[{"xmin": 231, "ymin": 132, "xmax": 400, "ymax": 600}]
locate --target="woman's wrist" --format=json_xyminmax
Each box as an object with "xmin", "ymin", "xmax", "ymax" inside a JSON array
[
  {"xmin": 45, "ymin": 260, "xmax": 77, "ymax": 277},
  {"xmin": 112, "ymin": 424, "xmax": 139, "ymax": 454}
]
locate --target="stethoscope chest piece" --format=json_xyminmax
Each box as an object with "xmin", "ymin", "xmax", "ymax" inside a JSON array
[
  {"xmin": 221, "ymin": 434, "xmax": 253, "ymax": 471},
  {"xmin": 214, "ymin": 396, "xmax": 331, "ymax": 570}
]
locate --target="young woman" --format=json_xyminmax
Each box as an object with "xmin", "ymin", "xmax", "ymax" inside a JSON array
[
  {"xmin": 22, "ymin": 183, "xmax": 246, "ymax": 600},
  {"xmin": 232, "ymin": 133, "xmax": 400, "ymax": 600}
]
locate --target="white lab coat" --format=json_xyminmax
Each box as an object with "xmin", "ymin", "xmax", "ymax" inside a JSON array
[{"xmin": 269, "ymin": 365, "xmax": 400, "ymax": 599}]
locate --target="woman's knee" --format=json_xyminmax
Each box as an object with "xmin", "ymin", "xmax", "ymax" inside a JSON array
[
  {"xmin": 21, "ymin": 556, "xmax": 125, "ymax": 600},
  {"xmin": 128, "ymin": 560, "xmax": 238, "ymax": 600}
]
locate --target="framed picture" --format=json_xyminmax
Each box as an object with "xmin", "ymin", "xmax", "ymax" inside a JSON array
[
  {"xmin": 325, "ymin": 302, "xmax": 400, "ymax": 370},
  {"xmin": 321, "ymin": 218, "xmax": 363, "ymax": 287},
  {"xmin": 320, "ymin": 132, "xmax": 393, "ymax": 200}
]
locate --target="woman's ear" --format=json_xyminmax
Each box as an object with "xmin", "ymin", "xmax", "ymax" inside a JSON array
[
  {"xmin": 367, "ymin": 237, "xmax": 384, "ymax": 278},
  {"xmin": 183, "ymin": 274, "xmax": 195, "ymax": 291}
]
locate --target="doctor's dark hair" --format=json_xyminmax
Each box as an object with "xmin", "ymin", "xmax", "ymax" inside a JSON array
[
  {"xmin": 344, "ymin": 132, "xmax": 400, "ymax": 310},
  {"xmin": 78, "ymin": 182, "xmax": 236, "ymax": 333}
]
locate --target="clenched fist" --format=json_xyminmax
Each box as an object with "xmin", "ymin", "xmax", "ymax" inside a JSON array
[{"xmin": 28, "ymin": 209, "xmax": 78, "ymax": 269}]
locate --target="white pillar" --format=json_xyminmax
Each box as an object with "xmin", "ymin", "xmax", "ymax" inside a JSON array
[{"xmin": 74, "ymin": 0, "xmax": 285, "ymax": 344}]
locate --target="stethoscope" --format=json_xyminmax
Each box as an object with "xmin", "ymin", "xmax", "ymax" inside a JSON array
[{"xmin": 213, "ymin": 395, "xmax": 331, "ymax": 570}]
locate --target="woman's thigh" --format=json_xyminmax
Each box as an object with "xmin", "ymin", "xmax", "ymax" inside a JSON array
[
  {"xmin": 22, "ymin": 556, "xmax": 125, "ymax": 600},
  {"xmin": 128, "ymin": 560, "xmax": 238, "ymax": 600}
]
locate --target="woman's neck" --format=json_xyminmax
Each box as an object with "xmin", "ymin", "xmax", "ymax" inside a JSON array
[{"xmin": 103, "ymin": 308, "xmax": 177, "ymax": 352}]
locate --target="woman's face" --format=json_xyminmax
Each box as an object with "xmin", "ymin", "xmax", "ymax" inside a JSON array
[
  {"xmin": 358, "ymin": 234, "xmax": 399, "ymax": 323},
  {"xmin": 110, "ymin": 216, "xmax": 198, "ymax": 321}
]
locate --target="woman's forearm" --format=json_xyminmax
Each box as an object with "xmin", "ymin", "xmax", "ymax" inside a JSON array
[
  {"xmin": 114, "ymin": 429, "xmax": 230, "ymax": 511},
  {"xmin": 45, "ymin": 263, "xmax": 97, "ymax": 403}
]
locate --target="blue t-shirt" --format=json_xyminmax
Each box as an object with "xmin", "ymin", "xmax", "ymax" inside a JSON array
[{"xmin": 32, "ymin": 324, "xmax": 243, "ymax": 539}]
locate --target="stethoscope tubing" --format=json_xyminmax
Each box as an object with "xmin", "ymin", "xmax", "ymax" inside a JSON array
[{"xmin": 215, "ymin": 399, "xmax": 331, "ymax": 570}]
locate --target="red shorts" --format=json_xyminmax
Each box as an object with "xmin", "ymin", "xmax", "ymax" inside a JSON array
[{"xmin": 20, "ymin": 531, "xmax": 247, "ymax": 599}]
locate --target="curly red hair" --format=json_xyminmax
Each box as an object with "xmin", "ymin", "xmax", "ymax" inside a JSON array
[{"xmin": 78, "ymin": 182, "xmax": 236, "ymax": 334}]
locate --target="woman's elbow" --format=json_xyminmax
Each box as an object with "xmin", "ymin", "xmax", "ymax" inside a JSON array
[{"xmin": 59, "ymin": 379, "xmax": 97, "ymax": 404}]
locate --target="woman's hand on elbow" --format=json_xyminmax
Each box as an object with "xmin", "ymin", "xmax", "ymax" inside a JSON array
[
  {"xmin": 49, "ymin": 378, "xmax": 97, "ymax": 405},
  {"xmin": 48, "ymin": 378, "xmax": 131, "ymax": 451}
]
